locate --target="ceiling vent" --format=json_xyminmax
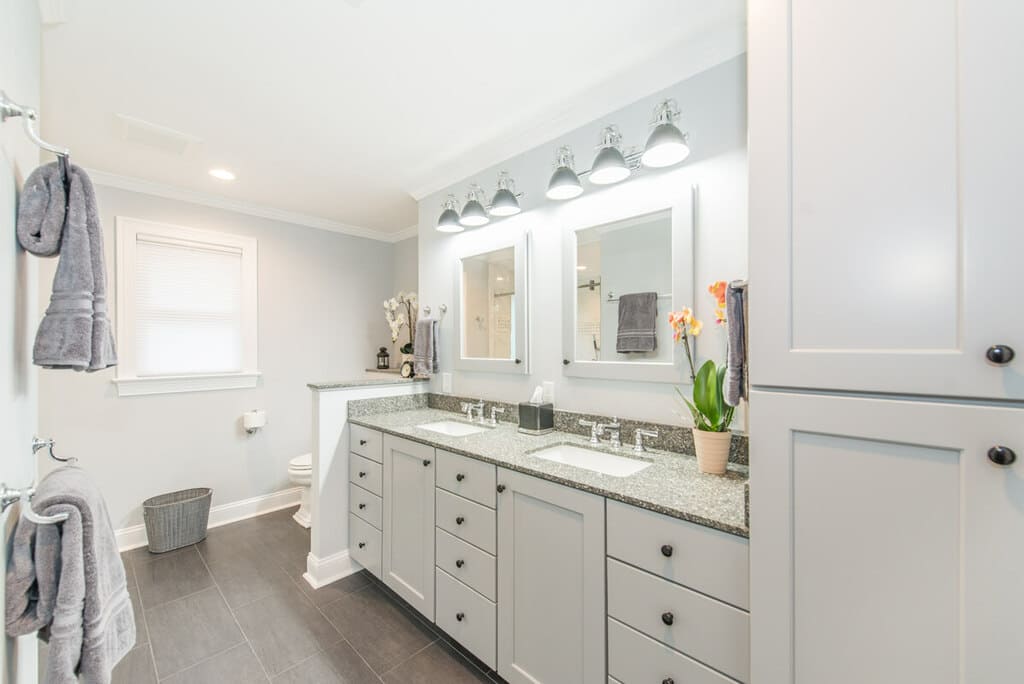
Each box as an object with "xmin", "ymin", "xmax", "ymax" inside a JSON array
[{"xmin": 114, "ymin": 113, "xmax": 202, "ymax": 155}]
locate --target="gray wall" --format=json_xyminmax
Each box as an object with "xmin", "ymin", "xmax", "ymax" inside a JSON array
[
  {"xmin": 392, "ymin": 236, "xmax": 418, "ymax": 294},
  {"xmin": 37, "ymin": 186, "xmax": 399, "ymax": 529}
]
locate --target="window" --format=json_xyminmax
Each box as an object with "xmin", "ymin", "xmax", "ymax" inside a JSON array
[{"xmin": 114, "ymin": 217, "xmax": 259, "ymax": 396}]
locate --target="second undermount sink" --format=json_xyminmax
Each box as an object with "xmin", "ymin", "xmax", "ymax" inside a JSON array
[
  {"xmin": 416, "ymin": 420, "xmax": 490, "ymax": 437},
  {"xmin": 529, "ymin": 444, "xmax": 652, "ymax": 478}
]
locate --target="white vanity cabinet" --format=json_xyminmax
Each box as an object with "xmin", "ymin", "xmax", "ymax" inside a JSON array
[
  {"xmin": 496, "ymin": 468, "xmax": 606, "ymax": 684},
  {"xmin": 348, "ymin": 429, "xmax": 384, "ymax": 580},
  {"xmin": 382, "ymin": 435, "xmax": 435, "ymax": 620}
]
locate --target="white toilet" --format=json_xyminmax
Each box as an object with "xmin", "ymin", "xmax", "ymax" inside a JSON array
[{"xmin": 288, "ymin": 453, "xmax": 312, "ymax": 528}]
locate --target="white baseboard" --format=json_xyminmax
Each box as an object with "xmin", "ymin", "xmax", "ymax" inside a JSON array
[
  {"xmin": 116, "ymin": 486, "xmax": 304, "ymax": 552},
  {"xmin": 303, "ymin": 549, "xmax": 363, "ymax": 589}
]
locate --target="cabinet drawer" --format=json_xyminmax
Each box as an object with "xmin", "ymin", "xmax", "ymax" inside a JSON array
[
  {"xmin": 436, "ymin": 568, "xmax": 496, "ymax": 670},
  {"xmin": 609, "ymin": 618, "xmax": 735, "ymax": 684},
  {"xmin": 436, "ymin": 527, "xmax": 496, "ymax": 601},
  {"xmin": 436, "ymin": 489, "xmax": 496, "ymax": 554},
  {"xmin": 607, "ymin": 499, "xmax": 749, "ymax": 609},
  {"xmin": 349, "ymin": 483, "xmax": 381, "ymax": 530},
  {"xmin": 350, "ymin": 425, "xmax": 382, "ymax": 463},
  {"xmin": 349, "ymin": 514, "xmax": 381, "ymax": 579},
  {"xmin": 436, "ymin": 449, "xmax": 497, "ymax": 508},
  {"xmin": 349, "ymin": 454, "xmax": 382, "ymax": 496},
  {"xmin": 608, "ymin": 558, "xmax": 749, "ymax": 682}
]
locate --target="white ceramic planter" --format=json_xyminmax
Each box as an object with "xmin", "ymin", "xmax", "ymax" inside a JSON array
[{"xmin": 692, "ymin": 429, "xmax": 731, "ymax": 475}]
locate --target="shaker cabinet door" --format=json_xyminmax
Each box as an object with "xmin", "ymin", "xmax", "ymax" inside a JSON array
[
  {"xmin": 748, "ymin": 0, "xmax": 1024, "ymax": 398},
  {"xmin": 749, "ymin": 390, "xmax": 1024, "ymax": 683}
]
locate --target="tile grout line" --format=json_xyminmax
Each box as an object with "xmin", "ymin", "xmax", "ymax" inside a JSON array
[
  {"xmin": 309, "ymin": 584, "xmax": 385, "ymax": 682},
  {"xmin": 125, "ymin": 549, "xmax": 166, "ymax": 683}
]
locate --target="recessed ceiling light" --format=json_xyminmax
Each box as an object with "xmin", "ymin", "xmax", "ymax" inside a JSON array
[{"xmin": 209, "ymin": 168, "xmax": 236, "ymax": 181}]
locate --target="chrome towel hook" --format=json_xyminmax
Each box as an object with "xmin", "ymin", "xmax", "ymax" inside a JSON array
[
  {"xmin": 0, "ymin": 484, "xmax": 70, "ymax": 524},
  {"xmin": 32, "ymin": 436, "xmax": 76, "ymax": 464}
]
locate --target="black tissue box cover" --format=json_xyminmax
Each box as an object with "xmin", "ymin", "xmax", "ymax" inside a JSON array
[{"xmin": 518, "ymin": 402, "xmax": 554, "ymax": 432}]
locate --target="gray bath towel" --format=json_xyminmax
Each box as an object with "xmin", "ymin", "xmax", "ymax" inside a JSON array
[
  {"xmin": 17, "ymin": 162, "xmax": 117, "ymax": 372},
  {"xmin": 616, "ymin": 292, "xmax": 658, "ymax": 353},
  {"xmin": 5, "ymin": 467, "xmax": 135, "ymax": 684},
  {"xmin": 724, "ymin": 280, "xmax": 747, "ymax": 407},
  {"xmin": 414, "ymin": 318, "xmax": 438, "ymax": 376}
]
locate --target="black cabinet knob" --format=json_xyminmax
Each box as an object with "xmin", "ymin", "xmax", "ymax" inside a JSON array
[
  {"xmin": 989, "ymin": 446, "xmax": 1017, "ymax": 466},
  {"xmin": 423, "ymin": 459, "xmax": 432, "ymax": 467},
  {"xmin": 661, "ymin": 612, "xmax": 674, "ymax": 626},
  {"xmin": 515, "ymin": 358, "xmax": 522, "ymax": 365},
  {"xmin": 358, "ymin": 471, "xmax": 366, "ymax": 478},
  {"xmin": 986, "ymin": 345, "xmax": 1016, "ymax": 365},
  {"xmin": 497, "ymin": 484, "xmax": 506, "ymax": 493},
  {"xmin": 358, "ymin": 542, "xmax": 366, "ymax": 549},
  {"xmin": 456, "ymin": 473, "xmax": 465, "ymax": 482},
  {"xmin": 358, "ymin": 503, "xmax": 366, "ymax": 509},
  {"xmin": 359, "ymin": 439, "xmax": 368, "ymax": 446},
  {"xmin": 661, "ymin": 544, "xmax": 673, "ymax": 558},
  {"xmin": 456, "ymin": 516, "xmax": 465, "ymax": 525},
  {"xmin": 455, "ymin": 559, "xmax": 465, "ymax": 568},
  {"xmin": 456, "ymin": 612, "xmax": 465, "ymax": 622},
  {"xmin": 562, "ymin": 359, "xmax": 570, "ymax": 365},
  {"xmin": 662, "ymin": 679, "xmax": 675, "ymax": 684}
]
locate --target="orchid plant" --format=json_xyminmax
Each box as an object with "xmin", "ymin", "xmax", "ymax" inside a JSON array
[
  {"xmin": 383, "ymin": 291, "xmax": 418, "ymax": 353},
  {"xmin": 669, "ymin": 280, "xmax": 735, "ymax": 433}
]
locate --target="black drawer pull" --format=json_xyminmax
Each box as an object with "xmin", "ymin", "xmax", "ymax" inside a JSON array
[
  {"xmin": 497, "ymin": 484, "xmax": 506, "ymax": 493},
  {"xmin": 359, "ymin": 439, "xmax": 368, "ymax": 446},
  {"xmin": 423, "ymin": 459, "xmax": 432, "ymax": 467},
  {"xmin": 661, "ymin": 611, "xmax": 674, "ymax": 626},
  {"xmin": 661, "ymin": 544, "xmax": 673, "ymax": 557},
  {"xmin": 358, "ymin": 542, "xmax": 366, "ymax": 549},
  {"xmin": 456, "ymin": 473, "xmax": 465, "ymax": 482},
  {"xmin": 456, "ymin": 516, "xmax": 465, "ymax": 525},
  {"xmin": 989, "ymin": 446, "xmax": 1017, "ymax": 466},
  {"xmin": 986, "ymin": 345, "xmax": 1015, "ymax": 365},
  {"xmin": 455, "ymin": 559, "xmax": 465, "ymax": 568},
  {"xmin": 358, "ymin": 503, "xmax": 366, "ymax": 510},
  {"xmin": 456, "ymin": 612, "xmax": 465, "ymax": 622},
  {"xmin": 358, "ymin": 471, "xmax": 366, "ymax": 478}
]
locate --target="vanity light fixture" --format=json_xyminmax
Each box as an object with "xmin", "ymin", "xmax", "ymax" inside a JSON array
[
  {"xmin": 490, "ymin": 171, "xmax": 521, "ymax": 217},
  {"xmin": 641, "ymin": 99, "xmax": 690, "ymax": 168},
  {"xmin": 436, "ymin": 194, "xmax": 464, "ymax": 233},
  {"xmin": 546, "ymin": 146, "xmax": 584, "ymax": 200},
  {"xmin": 589, "ymin": 125, "xmax": 631, "ymax": 185},
  {"xmin": 459, "ymin": 184, "xmax": 490, "ymax": 228}
]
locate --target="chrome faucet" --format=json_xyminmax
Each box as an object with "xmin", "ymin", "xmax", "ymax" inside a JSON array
[
  {"xmin": 488, "ymin": 406, "xmax": 506, "ymax": 426},
  {"xmin": 633, "ymin": 428, "xmax": 659, "ymax": 453},
  {"xmin": 602, "ymin": 417, "xmax": 622, "ymax": 449},
  {"xmin": 579, "ymin": 419, "xmax": 604, "ymax": 445},
  {"xmin": 461, "ymin": 400, "xmax": 484, "ymax": 423}
]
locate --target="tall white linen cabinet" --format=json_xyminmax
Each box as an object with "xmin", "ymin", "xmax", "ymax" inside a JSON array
[{"xmin": 747, "ymin": 1, "xmax": 1024, "ymax": 682}]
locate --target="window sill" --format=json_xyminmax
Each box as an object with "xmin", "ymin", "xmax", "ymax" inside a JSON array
[{"xmin": 113, "ymin": 371, "xmax": 261, "ymax": 397}]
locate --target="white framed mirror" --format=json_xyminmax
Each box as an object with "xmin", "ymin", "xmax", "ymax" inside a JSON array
[
  {"xmin": 562, "ymin": 188, "xmax": 694, "ymax": 383},
  {"xmin": 454, "ymin": 234, "xmax": 529, "ymax": 374}
]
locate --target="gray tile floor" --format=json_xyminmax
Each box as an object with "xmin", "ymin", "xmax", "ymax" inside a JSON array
[{"xmin": 39, "ymin": 506, "xmax": 496, "ymax": 683}]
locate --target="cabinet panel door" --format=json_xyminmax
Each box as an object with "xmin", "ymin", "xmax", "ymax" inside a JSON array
[
  {"xmin": 496, "ymin": 469, "xmax": 605, "ymax": 684},
  {"xmin": 749, "ymin": 0, "xmax": 1024, "ymax": 398},
  {"xmin": 382, "ymin": 435, "xmax": 435, "ymax": 620},
  {"xmin": 749, "ymin": 390, "xmax": 1024, "ymax": 683}
]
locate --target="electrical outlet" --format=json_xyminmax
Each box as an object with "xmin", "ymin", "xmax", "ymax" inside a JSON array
[
  {"xmin": 542, "ymin": 381, "xmax": 555, "ymax": 404},
  {"xmin": 442, "ymin": 373, "xmax": 452, "ymax": 393}
]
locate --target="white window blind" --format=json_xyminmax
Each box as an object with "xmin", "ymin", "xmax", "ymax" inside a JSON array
[{"xmin": 135, "ymin": 238, "xmax": 243, "ymax": 376}]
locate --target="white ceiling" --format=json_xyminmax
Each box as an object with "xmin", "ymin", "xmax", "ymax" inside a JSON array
[{"xmin": 40, "ymin": 0, "xmax": 744, "ymax": 238}]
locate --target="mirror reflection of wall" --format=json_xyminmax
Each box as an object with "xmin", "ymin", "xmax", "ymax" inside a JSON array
[
  {"xmin": 575, "ymin": 209, "xmax": 673, "ymax": 363},
  {"xmin": 461, "ymin": 246, "xmax": 515, "ymax": 360}
]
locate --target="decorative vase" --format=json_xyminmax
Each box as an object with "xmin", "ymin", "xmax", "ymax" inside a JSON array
[{"xmin": 692, "ymin": 429, "xmax": 731, "ymax": 475}]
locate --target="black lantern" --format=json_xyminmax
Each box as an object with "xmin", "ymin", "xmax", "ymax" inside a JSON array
[{"xmin": 376, "ymin": 346, "xmax": 390, "ymax": 370}]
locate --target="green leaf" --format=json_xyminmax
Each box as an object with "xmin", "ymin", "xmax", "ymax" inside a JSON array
[{"xmin": 693, "ymin": 360, "xmax": 722, "ymax": 427}]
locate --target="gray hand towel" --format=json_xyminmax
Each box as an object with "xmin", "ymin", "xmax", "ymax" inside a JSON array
[
  {"xmin": 616, "ymin": 292, "xmax": 658, "ymax": 353},
  {"xmin": 413, "ymin": 318, "xmax": 438, "ymax": 376},
  {"xmin": 5, "ymin": 466, "xmax": 135, "ymax": 684},
  {"xmin": 17, "ymin": 162, "xmax": 117, "ymax": 372},
  {"xmin": 724, "ymin": 281, "xmax": 747, "ymax": 407}
]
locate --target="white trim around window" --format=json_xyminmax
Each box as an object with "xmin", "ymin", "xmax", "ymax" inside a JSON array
[{"xmin": 114, "ymin": 216, "xmax": 260, "ymax": 396}]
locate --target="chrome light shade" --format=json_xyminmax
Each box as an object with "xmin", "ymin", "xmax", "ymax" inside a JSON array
[
  {"xmin": 436, "ymin": 194, "xmax": 463, "ymax": 233},
  {"xmin": 641, "ymin": 99, "xmax": 690, "ymax": 168},
  {"xmin": 546, "ymin": 146, "xmax": 583, "ymax": 200},
  {"xmin": 459, "ymin": 185, "xmax": 490, "ymax": 227},
  {"xmin": 490, "ymin": 171, "xmax": 521, "ymax": 217},
  {"xmin": 589, "ymin": 125, "xmax": 630, "ymax": 185}
]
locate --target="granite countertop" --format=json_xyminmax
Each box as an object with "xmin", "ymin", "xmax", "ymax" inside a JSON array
[
  {"xmin": 350, "ymin": 407, "xmax": 749, "ymax": 538},
  {"xmin": 308, "ymin": 376, "xmax": 428, "ymax": 391}
]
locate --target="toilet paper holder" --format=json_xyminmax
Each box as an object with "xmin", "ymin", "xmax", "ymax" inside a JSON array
[{"xmin": 243, "ymin": 409, "xmax": 267, "ymax": 435}]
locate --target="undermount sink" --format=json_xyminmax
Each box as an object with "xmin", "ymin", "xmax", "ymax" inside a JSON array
[
  {"xmin": 528, "ymin": 444, "xmax": 652, "ymax": 478},
  {"xmin": 416, "ymin": 420, "xmax": 490, "ymax": 437}
]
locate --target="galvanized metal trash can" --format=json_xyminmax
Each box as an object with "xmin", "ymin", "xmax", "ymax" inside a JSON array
[{"xmin": 142, "ymin": 488, "xmax": 213, "ymax": 553}]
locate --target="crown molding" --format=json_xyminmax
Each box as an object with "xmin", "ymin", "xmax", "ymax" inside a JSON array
[
  {"xmin": 404, "ymin": 24, "xmax": 745, "ymax": 201},
  {"xmin": 85, "ymin": 168, "xmax": 412, "ymax": 243},
  {"xmin": 391, "ymin": 224, "xmax": 419, "ymax": 242}
]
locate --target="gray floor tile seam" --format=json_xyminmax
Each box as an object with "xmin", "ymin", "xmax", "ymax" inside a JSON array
[
  {"xmin": 140, "ymin": 582, "xmax": 218, "ymax": 613},
  {"xmin": 308, "ymin": 587, "xmax": 388, "ymax": 679},
  {"xmin": 192, "ymin": 541, "xmax": 275, "ymax": 684},
  {"xmin": 376, "ymin": 638, "xmax": 439, "ymax": 679},
  {"xmin": 153, "ymin": 640, "xmax": 261, "ymax": 683}
]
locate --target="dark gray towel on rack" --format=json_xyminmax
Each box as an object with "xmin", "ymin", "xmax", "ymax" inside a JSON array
[
  {"xmin": 17, "ymin": 162, "xmax": 117, "ymax": 372},
  {"xmin": 724, "ymin": 281, "xmax": 747, "ymax": 407},
  {"xmin": 414, "ymin": 318, "xmax": 438, "ymax": 376},
  {"xmin": 5, "ymin": 466, "xmax": 135, "ymax": 684},
  {"xmin": 616, "ymin": 292, "xmax": 658, "ymax": 353}
]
